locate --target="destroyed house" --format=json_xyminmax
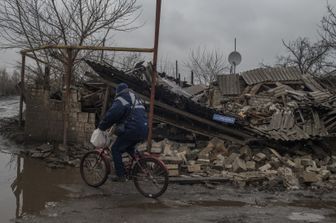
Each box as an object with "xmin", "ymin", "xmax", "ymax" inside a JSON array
[
  {"xmin": 210, "ymin": 67, "xmax": 336, "ymax": 141},
  {"xmin": 23, "ymin": 62, "xmax": 336, "ymax": 147}
]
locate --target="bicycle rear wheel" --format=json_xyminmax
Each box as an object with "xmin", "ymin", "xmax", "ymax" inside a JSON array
[
  {"xmin": 80, "ymin": 151, "xmax": 110, "ymax": 187},
  {"xmin": 132, "ymin": 157, "xmax": 169, "ymax": 198}
]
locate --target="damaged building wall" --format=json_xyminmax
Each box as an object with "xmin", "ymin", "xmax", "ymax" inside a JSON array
[{"xmin": 25, "ymin": 88, "xmax": 95, "ymax": 143}]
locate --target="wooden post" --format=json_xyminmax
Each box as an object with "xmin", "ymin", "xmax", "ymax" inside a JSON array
[
  {"xmin": 19, "ymin": 53, "xmax": 26, "ymax": 127},
  {"xmin": 191, "ymin": 70, "xmax": 194, "ymax": 85},
  {"xmin": 101, "ymin": 87, "xmax": 111, "ymax": 119},
  {"xmin": 101, "ymin": 38, "xmax": 106, "ymax": 61},
  {"xmin": 63, "ymin": 48, "xmax": 73, "ymax": 148},
  {"xmin": 175, "ymin": 60, "xmax": 178, "ymax": 79},
  {"xmin": 15, "ymin": 156, "xmax": 21, "ymax": 217},
  {"xmin": 44, "ymin": 65, "xmax": 50, "ymax": 90}
]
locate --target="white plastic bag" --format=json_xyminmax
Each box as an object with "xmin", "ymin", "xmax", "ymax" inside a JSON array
[{"xmin": 90, "ymin": 129, "xmax": 108, "ymax": 147}]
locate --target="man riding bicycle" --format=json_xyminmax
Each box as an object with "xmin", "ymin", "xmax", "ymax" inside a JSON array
[{"xmin": 98, "ymin": 83, "xmax": 148, "ymax": 182}]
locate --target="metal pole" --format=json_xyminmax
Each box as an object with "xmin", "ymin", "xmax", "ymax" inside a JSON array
[
  {"xmin": 101, "ymin": 38, "xmax": 106, "ymax": 61},
  {"xmin": 21, "ymin": 45, "xmax": 154, "ymax": 54},
  {"xmin": 191, "ymin": 70, "xmax": 194, "ymax": 85},
  {"xmin": 19, "ymin": 53, "xmax": 26, "ymax": 127},
  {"xmin": 147, "ymin": 0, "xmax": 162, "ymax": 149},
  {"xmin": 63, "ymin": 48, "xmax": 73, "ymax": 148},
  {"xmin": 175, "ymin": 60, "xmax": 178, "ymax": 79}
]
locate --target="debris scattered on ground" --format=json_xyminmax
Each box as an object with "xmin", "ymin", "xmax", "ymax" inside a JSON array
[{"xmin": 146, "ymin": 137, "xmax": 336, "ymax": 191}]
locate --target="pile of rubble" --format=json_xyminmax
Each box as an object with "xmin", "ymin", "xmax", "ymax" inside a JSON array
[
  {"xmin": 150, "ymin": 138, "xmax": 336, "ymax": 190},
  {"xmin": 23, "ymin": 143, "xmax": 93, "ymax": 168},
  {"xmin": 204, "ymin": 67, "xmax": 336, "ymax": 141}
]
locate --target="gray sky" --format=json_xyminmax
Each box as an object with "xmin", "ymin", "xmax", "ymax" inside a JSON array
[{"xmin": 0, "ymin": 0, "xmax": 331, "ymax": 76}]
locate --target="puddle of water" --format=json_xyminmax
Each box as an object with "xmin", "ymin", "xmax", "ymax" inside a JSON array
[
  {"xmin": 273, "ymin": 199, "xmax": 336, "ymax": 211},
  {"xmin": 0, "ymin": 97, "xmax": 83, "ymax": 222},
  {"xmin": 288, "ymin": 212, "xmax": 325, "ymax": 222},
  {"xmin": 288, "ymin": 200, "xmax": 336, "ymax": 210},
  {"xmin": 189, "ymin": 200, "xmax": 246, "ymax": 207},
  {"xmin": 0, "ymin": 152, "xmax": 81, "ymax": 222},
  {"xmin": 0, "ymin": 96, "xmax": 20, "ymax": 119},
  {"xmin": 116, "ymin": 199, "xmax": 246, "ymax": 210}
]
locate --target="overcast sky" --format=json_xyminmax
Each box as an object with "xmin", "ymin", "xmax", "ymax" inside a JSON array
[{"xmin": 0, "ymin": 0, "xmax": 332, "ymax": 76}]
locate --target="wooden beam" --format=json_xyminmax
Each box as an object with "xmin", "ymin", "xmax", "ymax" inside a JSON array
[
  {"xmin": 100, "ymin": 87, "xmax": 111, "ymax": 119},
  {"xmin": 63, "ymin": 49, "xmax": 73, "ymax": 148}
]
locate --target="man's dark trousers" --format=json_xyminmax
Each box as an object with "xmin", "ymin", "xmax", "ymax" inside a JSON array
[{"xmin": 111, "ymin": 135, "xmax": 143, "ymax": 177}]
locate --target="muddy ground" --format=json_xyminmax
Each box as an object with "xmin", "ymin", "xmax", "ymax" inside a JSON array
[
  {"xmin": 1, "ymin": 97, "xmax": 336, "ymax": 223},
  {"xmin": 16, "ymin": 181, "xmax": 336, "ymax": 223}
]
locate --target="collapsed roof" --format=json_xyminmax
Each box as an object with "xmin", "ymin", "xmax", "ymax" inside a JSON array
[{"xmin": 212, "ymin": 67, "xmax": 336, "ymax": 141}]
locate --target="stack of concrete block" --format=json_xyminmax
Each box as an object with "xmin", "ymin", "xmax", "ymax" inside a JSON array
[{"xmin": 25, "ymin": 88, "xmax": 96, "ymax": 143}]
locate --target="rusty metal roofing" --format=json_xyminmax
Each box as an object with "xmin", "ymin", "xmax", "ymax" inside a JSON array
[
  {"xmin": 241, "ymin": 67, "xmax": 302, "ymax": 85},
  {"xmin": 183, "ymin": 84, "xmax": 207, "ymax": 96},
  {"xmin": 217, "ymin": 74, "xmax": 241, "ymax": 95}
]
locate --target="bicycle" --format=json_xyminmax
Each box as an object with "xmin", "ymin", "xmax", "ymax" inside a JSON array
[{"xmin": 80, "ymin": 146, "xmax": 169, "ymax": 198}]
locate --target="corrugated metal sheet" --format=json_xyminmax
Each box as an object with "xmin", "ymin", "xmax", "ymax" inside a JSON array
[
  {"xmin": 302, "ymin": 74, "xmax": 324, "ymax": 91},
  {"xmin": 254, "ymin": 109, "xmax": 328, "ymax": 141},
  {"xmin": 308, "ymin": 91, "xmax": 331, "ymax": 102},
  {"xmin": 217, "ymin": 74, "xmax": 241, "ymax": 95},
  {"xmin": 241, "ymin": 67, "xmax": 302, "ymax": 85}
]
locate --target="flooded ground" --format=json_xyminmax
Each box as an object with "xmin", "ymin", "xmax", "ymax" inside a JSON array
[
  {"xmin": 0, "ymin": 97, "xmax": 80, "ymax": 222},
  {"xmin": 0, "ymin": 96, "xmax": 20, "ymax": 118},
  {"xmin": 1, "ymin": 97, "xmax": 336, "ymax": 223}
]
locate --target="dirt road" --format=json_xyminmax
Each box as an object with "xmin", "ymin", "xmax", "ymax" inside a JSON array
[{"xmin": 17, "ymin": 182, "xmax": 336, "ymax": 223}]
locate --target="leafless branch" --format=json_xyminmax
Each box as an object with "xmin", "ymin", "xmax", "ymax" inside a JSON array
[
  {"xmin": 185, "ymin": 46, "xmax": 229, "ymax": 85},
  {"xmin": 0, "ymin": 0, "xmax": 141, "ymax": 87}
]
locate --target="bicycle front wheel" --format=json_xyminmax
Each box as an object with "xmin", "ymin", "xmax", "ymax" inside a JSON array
[
  {"xmin": 80, "ymin": 151, "xmax": 109, "ymax": 187},
  {"xmin": 132, "ymin": 157, "xmax": 169, "ymax": 198}
]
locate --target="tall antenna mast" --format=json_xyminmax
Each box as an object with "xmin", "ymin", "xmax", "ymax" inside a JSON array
[{"xmin": 228, "ymin": 38, "xmax": 242, "ymax": 74}]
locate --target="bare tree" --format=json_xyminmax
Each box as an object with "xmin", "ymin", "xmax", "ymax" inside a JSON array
[
  {"xmin": 185, "ymin": 47, "xmax": 228, "ymax": 85},
  {"xmin": 320, "ymin": 4, "xmax": 336, "ymax": 73},
  {"xmin": 321, "ymin": 5, "xmax": 336, "ymax": 48},
  {"xmin": 276, "ymin": 37, "xmax": 330, "ymax": 75},
  {"xmin": 158, "ymin": 56, "xmax": 175, "ymax": 76},
  {"xmin": 117, "ymin": 52, "xmax": 145, "ymax": 70},
  {"xmin": 0, "ymin": 0, "xmax": 141, "ymax": 86}
]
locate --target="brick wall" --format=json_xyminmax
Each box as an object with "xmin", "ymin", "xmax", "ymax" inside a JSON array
[{"xmin": 25, "ymin": 88, "xmax": 96, "ymax": 143}]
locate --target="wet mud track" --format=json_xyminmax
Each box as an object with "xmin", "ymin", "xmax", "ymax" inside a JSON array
[{"xmin": 16, "ymin": 182, "xmax": 336, "ymax": 223}]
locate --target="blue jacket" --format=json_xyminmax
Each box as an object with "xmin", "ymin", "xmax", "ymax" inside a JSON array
[{"xmin": 98, "ymin": 90, "xmax": 148, "ymax": 140}]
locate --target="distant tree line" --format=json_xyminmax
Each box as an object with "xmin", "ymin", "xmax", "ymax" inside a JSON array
[{"xmin": 0, "ymin": 69, "xmax": 19, "ymax": 96}]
